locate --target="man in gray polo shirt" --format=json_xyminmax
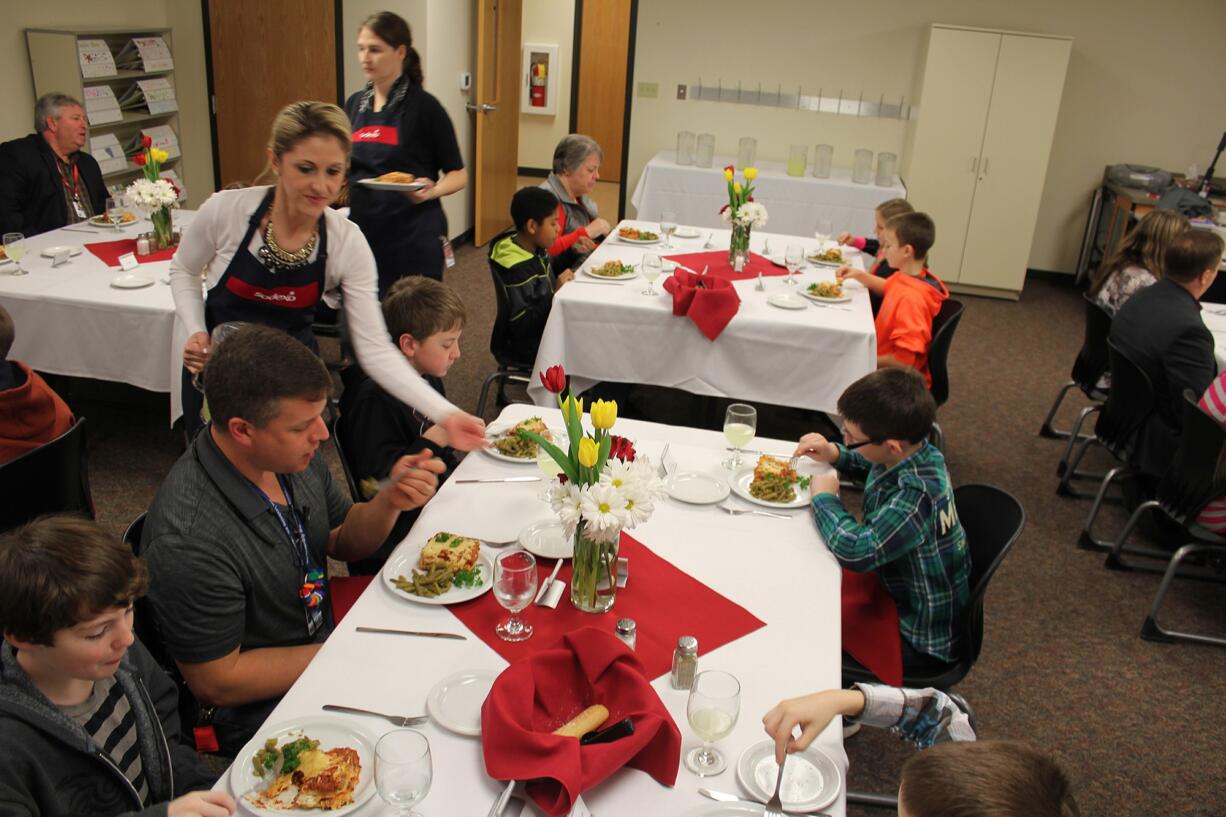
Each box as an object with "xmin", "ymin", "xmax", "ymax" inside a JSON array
[{"xmin": 141, "ymin": 325, "xmax": 444, "ymax": 754}]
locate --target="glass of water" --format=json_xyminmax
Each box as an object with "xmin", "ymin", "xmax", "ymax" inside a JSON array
[
  {"xmin": 722, "ymin": 403, "xmax": 757, "ymax": 470},
  {"xmin": 815, "ymin": 219, "xmax": 834, "ymax": 242},
  {"xmin": 641, "ymin": 253, "xmax": 663, "ymax": 296},
  {"xmin": 375, "ymin": 729, "xmax": 432, "ymax": 817},
  {"xmin": 685, "ymin": 670, "xmax": 741, "ymax": 776},
  {"xmin": 105, "ymin": 197, "xmax": 123, "ymax": 227},
  {"xmin": 494, "ymin": 549, "xmax": 537, "ymax": 642},
  {"xmin": 660, "ymin": 210, "xmax": 677, "ymax": 249},
  {"xmin": 784, "ymin": 244, "xmax": 804, "ymax": 286},
  {"xmin": 2, "ymin": 233, "xmax": 28, "ymax": 276}
]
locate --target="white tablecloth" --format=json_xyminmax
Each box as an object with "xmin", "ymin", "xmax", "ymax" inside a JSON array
[
  {"xmin": 631, "ymin": 150, "xmax": 907, "ymax": 238},
  {"xmin": 0, "ymin": 216, "xmax": 194, "ymax": 425},
  {"xmin": 221, "ymin": 404, "xmax": 847, "ymax": 816},
  {"xmin": 1203, "ymin": 303, "xmax": 1226, "ymax": 369},
  {"xmin": 527, "ymin": 220, "xmax": 878, "ymax": 414}
]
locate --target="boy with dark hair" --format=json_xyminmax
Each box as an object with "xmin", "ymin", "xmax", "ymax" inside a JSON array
[
  {"xmin": 795, "ymin": 367, "xmax": 970, "ymax": 667},
  {"xmin": 839, "ymin": 211, "xmax": 948, "ymax": 387},
  {"xmin": 338, "ymin": 276, "xmax": 465, "ymax": 574},
  {"xmin": 0, "ymin": 515, "xmax": 234, "ymax": 817},
  {"xmin": 0, "ymin": 303, "xmax": 74, "ymax": 464},
  {"xmin": 487, "ymin": 186, "xmax": 575, "ymax": 364}
]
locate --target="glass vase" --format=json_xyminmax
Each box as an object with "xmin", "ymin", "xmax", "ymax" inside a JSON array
[
  {"xmin": 728, "ymin": 221, "xmax": 752, "ymax": 271},
  {"xmin": 151, "ymin": 206, "xmax": 175, "ymax": 250},
  {"xmin": 570, "ymin": 521, "xmax": 618, "ymax": 613}
]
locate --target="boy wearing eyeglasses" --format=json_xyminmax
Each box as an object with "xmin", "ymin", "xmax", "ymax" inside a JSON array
[{"xmin": 794, "ymin": 368, "xmax": 970, "ymax": 671}]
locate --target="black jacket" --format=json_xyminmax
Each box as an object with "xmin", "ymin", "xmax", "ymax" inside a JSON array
[
  {"xmin": 0, "ymin": 639, "xmax": 218, "ymax": 817},
  {"xmin": 0, "ymin": 133, "xmax": 106, "ymax": 236},
  {"xmin": 488, "ymin": 229, "xmax": 556, "ymax": 366}
]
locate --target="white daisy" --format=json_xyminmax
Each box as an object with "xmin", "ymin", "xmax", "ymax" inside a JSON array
[{"xmin": 580, "ymin": 483, "xmax": 627, "ymax": 536}]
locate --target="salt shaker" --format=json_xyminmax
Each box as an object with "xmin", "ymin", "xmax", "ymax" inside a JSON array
[
  {"xmin": 136, "ymin": 237, "xmax": 151, "ymax": 256},
  {"xmin": 670, "ymin": 635, "xmax": 698, "ymax": 689},
  {"xmin": 615, "ymin": 618, "xmax": 637, "ymax": 650}
]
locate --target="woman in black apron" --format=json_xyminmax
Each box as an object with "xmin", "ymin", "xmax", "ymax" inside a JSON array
[
  {"xmin": 171, "ymin": 101, "xmax": 484, "ymax": 448},
  {"xmin": 345, "ymin": 11, "xmax": 466, "ymax": 295}
]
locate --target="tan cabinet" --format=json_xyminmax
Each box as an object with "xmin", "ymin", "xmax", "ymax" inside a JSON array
[{"xmin": 906, "ymin": 25, "xmax": 1071, "ymax": 298}]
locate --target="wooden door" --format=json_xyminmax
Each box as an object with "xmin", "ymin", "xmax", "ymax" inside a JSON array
[
  {"xmin": 959, "ymin": 34, "xmax": 1071, "ymax": 292},
  {"xmin": 904, "ymin": 27, "xmax": 999, "ymax": 282},
  {"xmin": 206, "ymin": 0, "xmax": 338, "ymax": 188},
  {"xmin": 473, "ymin": 0, "xmax": 522, "ymax": 245},
  {"xmin": 574, "ymin": 0, "xmax": 632, "ymax": 184}
]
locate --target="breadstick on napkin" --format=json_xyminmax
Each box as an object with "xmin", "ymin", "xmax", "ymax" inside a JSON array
[{"xmin": 552, "ymin": 705, "xmax": 609, "ymax": 738}]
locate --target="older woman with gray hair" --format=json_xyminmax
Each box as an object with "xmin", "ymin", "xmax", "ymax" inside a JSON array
[{"xmin": 541, "ymin": 133, "xmax": 611, "ymax": 270}]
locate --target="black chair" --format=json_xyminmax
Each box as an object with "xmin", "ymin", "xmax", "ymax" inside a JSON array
[
  {"xmin": 926, "ymin": 298, "xmax": 965, "ymax": 450},
  {"xmin": 1040, "ymin": 296, "xmax": 1113, "ymax": 476},
  {"xmin": 842, "ymin": 483, "xmax": 1025, "ymax": 690},
  {"xmin": 0, "ymin": 417, "xmax": 92, "ymax": 532},
  {"xmin": 1072, "ymin": 341, "xmax": 1157, "ymax": 548},
  {"xmin": 325, "ymin": 401, "xmax": 362, "ymax": 502},
  {"xmin": 476, "ymin": 250, "xmax": 534, "ymax": 419}
]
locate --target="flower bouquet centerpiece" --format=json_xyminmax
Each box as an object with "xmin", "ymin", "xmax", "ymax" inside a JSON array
[
  {"xmin": 524, "ymin": 365, "xmax": 665, "ymax": 613},
  {"xmin": 718, "ymin": 165, "xmax": 767, "ymax": 270},
  {"xmin": 126, "ymin": 135, "xmax": 180, "ymax": 250}
]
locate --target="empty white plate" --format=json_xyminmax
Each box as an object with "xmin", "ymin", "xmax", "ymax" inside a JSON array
[
  {"xmin": 518, "ymin": 518, "xmax": 572, "ymax": 559},
  {"xmin": 665, "ymin": 471, "xmax": 730, "ymax": 505},
  {"xmin": 427, "ymin": 669, "xmax": 499, "ymax": 736},
  {"xmin": 673, "ymin": 226, "xmax": 702, "ymax": 239},
  {"xmin": 736, "ymin": 739, "xmax": 843, "ymax": 813},
  {"xmin": 767, "ymin": 293, "xmax": 808, "ymax": 310},
  {"xmin": 111, "ymin": 273, "xmax": 154, "ymax": 289},
  {"xmin": 40, "ymin": 246, "xmax": 83, "ymax": 258}
]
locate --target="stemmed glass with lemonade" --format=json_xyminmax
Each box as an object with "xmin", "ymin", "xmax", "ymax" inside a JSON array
[
  {"xmin": 2, "ymin": 233, "xmax": 28, "ymax": 276},
  {"xmin": 784, "ymin": 244, "xmax": 804, "ymax": 286},
  {"xmin": 723, "ymin": 403, "xmax": 757, "ymax": 470},
  {"xmin": 641, "ymin": 253, "xmax": 663, "ymax": 296},
  {"xmin": 660, "ymin": 210, "xmax": 677, "ymax": 249},
  {"xmin": 685, "ymin": 670, "xmax": 741, "ymax": 776}
]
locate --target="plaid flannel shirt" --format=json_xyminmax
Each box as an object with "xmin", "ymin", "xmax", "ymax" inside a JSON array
[
  {"xmin": 851, "ymin": 683, "xmax": 976, "ymax": 747},
  {"xmin": 811, "ymin": 441, "xmax": 970, "ymax": 661}
]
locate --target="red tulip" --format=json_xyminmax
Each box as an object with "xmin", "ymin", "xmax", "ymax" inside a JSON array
[
  {"xmin": 723, "ymin": 164, "xmax": 735, "ymax": 174},
  {"xmin": 540, "ymin": 365, "xmax": 566, "ymax": 394},
  {"xmin": 133, "ymin": 154, "xmax": 146, "ymax": 166},
  {"xmin": 609, "ymin": 435, "xmax": 636, "ymax": 462},
  {"xmin": 141, "ymin": 134, "xmax": 153, "ymax": 148}
]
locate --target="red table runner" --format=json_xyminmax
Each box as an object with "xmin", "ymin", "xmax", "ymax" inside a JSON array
[
  {"xmin": 841, "ymin": 568, "xmax": 903, "ymax": 685},
  {"xmin": 85, "ymin": 239, "xmax": 177, "ymax": 267},
  {"xmin": 662, "ymin": 250, "xmax": 787, "ymax": 282},
  {"xmin": 448, "ymin": 532, "xmax": 766, "ymax": 679}
]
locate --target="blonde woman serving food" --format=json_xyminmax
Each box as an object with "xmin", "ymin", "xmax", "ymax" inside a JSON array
[{"xmin": 170, "ymin": 100, "xmax": 484, "ymax": 447}]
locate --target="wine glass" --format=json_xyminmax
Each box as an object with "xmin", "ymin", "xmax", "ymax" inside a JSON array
[
  {"xmin": 641, "ymin": 253, "xmax": 663, "ymax": 296},
  {"xmin": 3, "ymin": 233, "xmax": 28, "ymax": 276},
  {"xmin": 660, "ymin": 210, "xmax": 677, "ymax": 249},
  {"xmin": 784, "ymin": 244, "xmax": 804, "ymax": 287},
  {"xmin": 190, "ymin": 321, "xmax": 252, "ymax": 393},
  {"xmin": 685, "ymin": 670, "xmax": 741, "ymax": 776},
  {"xmin": 493, "ymin": 549, "xmax": 537, "ymax": 642},
  {"xmin": 722, "ymin": 403, "xmax": 757, "ymax": 470},
  {"xmin": 815, "ymin": 219, "xmax": 833, "ymax": 242},
  {"xmin": 375, "ymin": 729, "xmax": 432, "ymax": 817},
  {"xmin": 105, "ymin": 196, "xmax": 123, "ymax": 228}
]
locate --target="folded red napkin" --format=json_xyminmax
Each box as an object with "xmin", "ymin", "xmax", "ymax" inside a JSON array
[
  {"xmin": 481, "ymin": 628, "xmax": 682, "ymax": 816},
  {"xmin": 841, "ymin": 568, "xmax": 903, "ymax": 685},
  {"xmin": 662, "ymin": 267, "xmax": 741, "ymax": 340},
  {"xmin": 663, "ymin": 250, "xmax": 785, "ymax": 282},
  {"xmin": 84, "ymin": 239, "xmax": 177, "ymax": 267}
]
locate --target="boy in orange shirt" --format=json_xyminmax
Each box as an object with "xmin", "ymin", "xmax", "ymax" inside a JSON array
[{"xmin": 838, "ymin": 212, "xmax": 948, "ymax": 387}]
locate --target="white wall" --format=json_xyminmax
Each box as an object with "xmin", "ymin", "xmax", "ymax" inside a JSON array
[
  {"xmin": 628, "ymin": 0, "xmax": 1226, "ymax": 274},
  {"xmin": 518, "ymin": 0, "xmax": 574, "ymax": 170}
]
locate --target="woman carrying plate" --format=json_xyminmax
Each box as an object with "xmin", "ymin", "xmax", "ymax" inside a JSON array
[
  {"xmin": 169, "ymin": 100, "xmax": 484, "ymax": 449},
  {"xmin": 541, "ymin": 134, "xmax": 611, "ymax": 273},
  {"xmin": 345, "ymin": 11, "xmax": 466, "ymax": 293}
]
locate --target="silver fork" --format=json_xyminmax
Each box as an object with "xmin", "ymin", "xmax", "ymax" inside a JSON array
[
  {"xmin": 718, "ymin": 501, "xmax": 791, "ymax": 520},
  {"xmin": 764, "ymin": 754, "xmax": 787, "ymax": 817}
]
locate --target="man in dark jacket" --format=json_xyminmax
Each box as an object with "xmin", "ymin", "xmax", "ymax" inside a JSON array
[{"xmin": 0, "ymin": 93, "xmax": 106, "ymax": 236}]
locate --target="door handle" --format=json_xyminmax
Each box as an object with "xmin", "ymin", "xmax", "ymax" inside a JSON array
[
  {"xmin": 981, "ymin": 157, "xmax": 989, "ymax": 178},
  {"xmin": 970, "ymin": 156, "xmax": 978, "ymax": 174},
  {"xmin": 465, "ymin": 102, "xmax": 498, "ymax": 113}
]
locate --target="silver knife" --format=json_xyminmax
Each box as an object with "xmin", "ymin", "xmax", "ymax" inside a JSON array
[
  {"xmin": 699, "ymin": 788, "xmax": 830, "ymax": 817},
  {"xmin": 455, "ymin": 476, "xmax": 541, "ymax": 484},
  {"xmin": 572, "ymin": 279, "xmax": 625, "ymax": 286},
  {"xmin": 60, "ymin": 226, "xmax": 105, "ymax": 234},
  {"xmin": 355, "ymin": 626, "xmax": 466, "ymax": 640},
  {"xmin": 321, "ymin": 704, "xmax": 428, "ymax": 727}
]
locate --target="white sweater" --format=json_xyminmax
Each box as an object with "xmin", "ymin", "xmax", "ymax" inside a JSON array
[{"xmin": 168, "ymin": 186, "xmax": 454, "ymax": 423}]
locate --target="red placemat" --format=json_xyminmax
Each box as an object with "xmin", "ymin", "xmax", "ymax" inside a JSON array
[
  {"xmin": 448, "ymin": 532, "xmax": 765, "ymax": 679},
  {"xmin": 661, "ymin": 268, "xmax": 741, "ymax": 340},
  {"xmin": 85, "ymin": 239, "xmax": 177, "ymax": 267},
  {"xmin": 841, "ymin": 568, "xmax": 902, "ymax": 685},
  {"xmin": 663, "ymin": 250, "xmax": 786, "ymax": 282}
]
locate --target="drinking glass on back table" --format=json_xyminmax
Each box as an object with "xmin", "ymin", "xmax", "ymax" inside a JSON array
[
  {"xmin": 641, "ymin": 253, "xmax": 663, "ymax": 296},
  {"xmin": 815, "ymin": 219, "xmax": 833, "ymax": 243},
  {"xmin": 722, "ymin": 403, "xmax": 757, "ymax": 470},
  {"xmin": 784, "ymin": 244, "xmax": 804, "ymax": 287},
  {"xmin": 375, "ymin": 729, "xmax": 432, "ymax": 817},
  {"xmin": 660, "ymin": 210, "xmax": 678, "ymax": 249},
  {"xmin": 685, "ymin": 670, "xmax": 741, "ymax": 776},
  {"xmin": 494, "ymin": 549, "xmax": 537, "ymax": 642},
  {"xmin": 2, "ymin": 233, "xmax": 28, "ymax": 276}
]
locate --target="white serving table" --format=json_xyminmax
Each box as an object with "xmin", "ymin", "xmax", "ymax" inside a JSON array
[
  {"xmin": 631, "ymin": 150, "xmax": 906, "ymax": 238},
  {"xmin": 0, "ymin": 215, "xmax": 195, "ymax": 425},
  {"xmin": 527, "ymin": 220, "xmax": 878, "ymax": 414},
  {"xmin": 1202, "ymin": 303, "xmax": 1226, "ymax": 369},
  {"xmin": 223, "ymin": 404, "xmax": 847, "ymax": 816}
]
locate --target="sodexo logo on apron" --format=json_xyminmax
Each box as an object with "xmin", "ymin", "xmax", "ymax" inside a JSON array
[
  {"xmin": 225, "ymin": 277, "xmax": 320, "ymax": 308},
  {"xmin": 354, "ymin": 126, "xmax": 399, "ymax": 145}
]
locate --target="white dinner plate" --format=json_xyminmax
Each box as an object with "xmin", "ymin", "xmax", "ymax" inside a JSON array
[
  {"xmin": 426, "ymin": 668, "xmax": 499, "ymax": 737},
  {"xmin": 800, "ymin": 288, "xmax": 852, "ymax": 304},
  {"xmin": 40, "ymin": 246, "xmax": 83, "ymax": 258},
  {"xmin": 665, "ymin": 471, "xmax": 730, "ymax": 505},
  {"xmin": 358, "ymin": 178, "xmax": 428, "ymax": 191},
  {"xmin": 613, "ymin": 232, "xmax": 661, "ymax": 245},
  {"xmin": 736, "ymin": 739, "xmax": 843, "ymax": 813},
  {"xmin": 382, "ymin": 546, "xmax": 494, "ymax": 606},
  {"xmin": 673, "ymin": 226, "xmax": 702, "ymax": 239},
  {"xmin": 482, "ymin": 425, "xmax": 563, "ymax": 464},
  {"xmin": 88, "ymin": 212, "xmax": 138, "ymax": 228},
  {"xmin": 230, "ymin": 716, "xmax": 378, "ymax": 816},
  {"xmin": 807, "ymin": 251, "xmax": 846, "ymax": 267},
  {"xmin": 582, "ymin": 263, "xmax": 639, "ymax": 281},
  {"xmin": 110, "ymin": 273, "xmax": 154, "ymax": 289},
  {"xmin": 729, "ymin": 466, "xmax": 808, "ymax": 509},
  {"xmin": 767, "ymin": 293, "xmax": 808, "ymax": 310},
  {"xmin": 0, "ymin": 256, "xmax": 11, "ymax": 266},
  {"xmin": 679, "ymin": 804, "xmax": 762, "ymax": 817},
  {"xmin": 518, "ymin": 518, "xmax": 573, "ymax": 559}
]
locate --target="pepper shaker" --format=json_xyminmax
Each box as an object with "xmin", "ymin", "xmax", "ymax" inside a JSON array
[
  {"xmin": 670, "ymin": 635, "xmax": 698, "ymax": 689},
  {"xmin": 615, "ymin": 618, "xmax": 637, "ymax": 650}
]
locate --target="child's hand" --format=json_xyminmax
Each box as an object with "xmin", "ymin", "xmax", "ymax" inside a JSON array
[
  {"xmin": 809, "ymin": 472, "xmax": 840, "ymax": 498},
  {"xmin": 835, "ymin": 265, "xmax": 861, "ymax": 284},
  {"xmin": 762, "ymin": 689, "xmax": 866, "ymax": 765},
  {"xmin": 556, "ymin": 268, "xmax": 575, "ymax": 288},
  {"xmin": 835, "ymin": 231, "xmax": 853, "ymax": 245},
  {"xmin": 168, "ymin": 790, "xmax": 237, "ymax": 817},
  {"xmin": 794, "ymin": 432, "xmax": 839, "ymax": 464}
]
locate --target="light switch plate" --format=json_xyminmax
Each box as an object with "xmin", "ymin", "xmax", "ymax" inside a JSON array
[
  {"xmin": 637, "ymin": 81, "xmax": 658, "ymax": 99},
  {"xmin": 677, "ymin": 84, "xmax": 687, "ymax": 100}
]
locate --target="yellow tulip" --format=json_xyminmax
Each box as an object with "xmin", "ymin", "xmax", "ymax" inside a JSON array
[
  {"xmin": 590, "ymin": 399, "xmax": 617, "ymax": 430},
  {"xmin": 744, "ymin": 166, "xmax": 758, "ymax": 181},
  {"xmin": 150, "ymin": 148, "xmax": 169, "ymax": 163},
  {"xmin": 733, "ymin": 181, "xmax": 743, "ymax": 195},
  {"xmin": 723, "ymin": 168, "xmax": 734, "ymax": 182},
  {"xmin": 561, "ymin": 394, "xmax": 584, "ymax": 421},
  {"xmin": 578, "ymin": 437, "xmax": 599, "ymax": 467}
]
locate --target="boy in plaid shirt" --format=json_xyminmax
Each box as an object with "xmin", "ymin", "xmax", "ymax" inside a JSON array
[{"xmin": 795, "ymin": 368, "xmax": 970, "ymax": 666}]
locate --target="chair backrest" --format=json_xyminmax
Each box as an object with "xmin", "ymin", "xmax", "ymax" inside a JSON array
[
  {"xmin": 1096, "ymin": 340, "xmax": 1156, "ymax": 456},
  {"xmin": 1070, "ymin": 294, "xmax": 1112, "ymax": 393},
  {"xmin": 927, "ymin": 298, "xmax": 965, "ymax": 407},
  {"xmin": 0, "ymin": 417, "xmax": 92, "ymax": 533},
  {"xmin": 486, "ymin": 232, "xmax": 535, "ymax": 370},
  {"xmin": 326, "ymin": 402, "xmax": 363, "ymax": 503},
  {"xmin": 953, "ymin": 483, "xmax": 1025, "ymax": 670},
  {"xmin": 1158, "ymin": 390, "xmax": 1226, "ymax": 521}
]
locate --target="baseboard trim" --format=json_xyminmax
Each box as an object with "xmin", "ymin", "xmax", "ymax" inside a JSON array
[
  {"xmin": 450, "ymin": 228, "xmax": 474, "ymax": 248},
  {"xmin": 1026, "ymin": 267, "xmax": 1078, "ymax": 285},
  {"xmin": 517, "ymin": 166, "xmax": 550, "ymax": 178}
]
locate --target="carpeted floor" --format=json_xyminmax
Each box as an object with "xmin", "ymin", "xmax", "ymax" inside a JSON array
[{"xmin": 62, "ymin": 243, "xmax": 1226, "ymax": 816}]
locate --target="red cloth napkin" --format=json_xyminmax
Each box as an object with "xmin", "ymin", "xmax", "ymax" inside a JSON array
[
  {"xmin": 661, "ymin": 267, "xmax": 741, "ymax": 340},
  {"xmin": 841, "ymin": 569, "xmax": 903, "ymax": 685},
  {"xmin": 481, "ymin": 628, "xmax": 682, "ymax": 816},
  {"xmin": 84, "ymin": 239, "xmax": 177, "ymax": 267},
  {"xmin": 328, "ymin": 575, "xmax": 372, "ymax": 625},
  {"xmin": 663, "ymin": 250, "xmax": 785, "ymax": 282},
  {"xmin": 448, "ymin": 532, "xmax": 765, "ymax": 680}
]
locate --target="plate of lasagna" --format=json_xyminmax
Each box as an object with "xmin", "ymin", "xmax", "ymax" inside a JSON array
[
  {"xmin": 232, "ymin": 717, "xmax": 376, "ymax": 815},
  {"xmin": 482, "ymin": 416, "xmax": 559, "ymax": 463},
  {"xmin": 382, "ymin": 532, "xmax": 494, "ymax": 606},
  {"xmin": 729, "ymin": 455, "xmax": 811, "ymax": 509},
  {"xmin": 614, "ymin": 226, "xmax": 660, "ymax": 244},
  {"xmin": 358, "ymin": 171, "xmax": 428, "ymax": 191}
]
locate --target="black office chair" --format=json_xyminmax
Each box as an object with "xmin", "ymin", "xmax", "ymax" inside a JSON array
[
  {"xmin": 325, "ymin": 401, "xmax": 363, "ymax": 503},
  {"xmin": 476, "ymin": 238, "xmax": 535, "ymax": 418},
  {"xmin": 0, "ymin": 417, "xmax": 92, "ymax": 532},
  {"xmin": 1040, "ymin": 296, "xmax": 1112, "ymax": 476},
  {"xmin": 1073, "ymin": 341, "xmax": 1157, "ymax": 549},
  {"xmin": 842, "ymin": 483, "xmax": 1025, "ymax": 690},
  {"xmin": 926, "ymin": 298, "xmax": 965, "ymax": 450}
]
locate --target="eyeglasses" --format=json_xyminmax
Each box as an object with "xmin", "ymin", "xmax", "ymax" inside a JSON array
[{"xmin": 844, "ymin": 437, "xmax": 881, "ymax": 450}]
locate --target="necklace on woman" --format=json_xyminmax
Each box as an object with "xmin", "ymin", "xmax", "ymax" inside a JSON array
[{"xmin": 259, "ymin": 218, "xmax": 318, "ymax": 271}]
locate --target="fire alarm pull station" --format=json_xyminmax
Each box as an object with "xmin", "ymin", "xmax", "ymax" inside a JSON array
[{"xmin": 522, "ymin": 43, "xmax": 558, "ymax": 116}]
